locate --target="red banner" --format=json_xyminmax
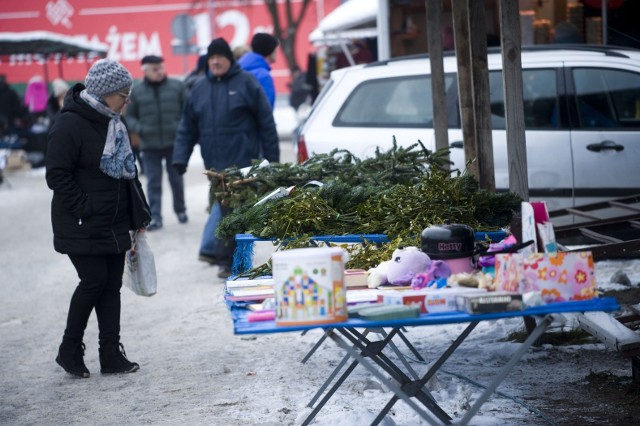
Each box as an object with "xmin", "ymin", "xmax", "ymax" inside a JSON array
[{"xmin": 0, "ymin": 0, "xmax": 338, "ymax": 93}]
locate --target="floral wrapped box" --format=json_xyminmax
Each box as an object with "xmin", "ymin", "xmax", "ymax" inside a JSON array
[{"xmin": 494, "ymin": 251, "xmax": 596, "ymax": 303}]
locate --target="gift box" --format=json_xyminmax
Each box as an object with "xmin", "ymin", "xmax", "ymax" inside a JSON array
[{"xmin": 494, "ymin": 251, "xmax": 596, "ymax": 303}]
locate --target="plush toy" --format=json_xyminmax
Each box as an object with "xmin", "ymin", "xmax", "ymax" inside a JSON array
[
  {"xmin": 411, "ymin": 260, "xmax": 452, "ymax": 289},
  {"xmin": 367, "ymin": 246, "xmax": 432, "ymax": 288}
]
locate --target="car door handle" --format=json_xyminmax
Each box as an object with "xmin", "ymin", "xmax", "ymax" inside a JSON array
[
  {"xmin": 586, "ymin": 141, "xmax": 624, "ymax": 152},
  {"xmin": 450, "ymin": 141, "xmax": 464, "ymax": 149}
]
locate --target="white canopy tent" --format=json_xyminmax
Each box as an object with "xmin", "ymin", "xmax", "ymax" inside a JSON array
[
  {"xmin": 308, "ymin": 0, "xmax": 378, "ymax": 45},
  {"xmin": 0, "ymin": 31, "xmax": 108, "ymax": 82},
  {"xmin": 0, "ymin": 31, "xmax": 107, "ymax": 56},
  {"xmin": 308, "ymin": 0, "xmax": 381, "ymax": 66}
]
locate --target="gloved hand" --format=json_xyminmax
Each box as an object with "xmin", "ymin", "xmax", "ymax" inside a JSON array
[{"xmin": 173, "ymin": 164, "xmax": 187, "ymax": 175}]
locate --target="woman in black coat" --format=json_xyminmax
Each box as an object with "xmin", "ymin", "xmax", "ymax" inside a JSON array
[{"xmin": 46, "ymin": 59, "xmax": 151, "ymax": 378}]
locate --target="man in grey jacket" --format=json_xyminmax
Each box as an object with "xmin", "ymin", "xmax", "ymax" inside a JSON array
[{"xmin": 125, "ymin": 55, "xmax": 189, "ymax": 231}]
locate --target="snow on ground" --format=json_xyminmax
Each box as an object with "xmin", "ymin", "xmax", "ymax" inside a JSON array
[{"xmin": 0, "ymin": 145, "xmax": 637, "ymax": 425}]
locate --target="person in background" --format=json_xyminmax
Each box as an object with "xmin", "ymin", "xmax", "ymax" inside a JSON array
[
  {"xmin": 125, "ymin": 55, "xmax": 189, "ymax": 231},
  {"xmin": 238, "ymin": 33, "xmax": 280, "ymax": 109},
  {"xmin": 46, "ymin": 78, "xmax": 70, "ymax": 127},
  {"xmin": 0, "ymin": 74, "xmax": 25, "ymax": 135},
  {"xmin": 24, "ymin": 75, "xmax": 49, "ymax": 118},
  {"xmin": 184, "ymin": 54, "xmax": 208, "ymax": 92},
  {"xmin": 46, "ymin": 59, "xmax": 150, "ymax": 378},
  {"xmin": 288, "ymin": 67, "xmax": 311, "ymax": 112},
  {"xmin": 233, "ymin": 45, "xmax": 251, "ymax": 61},
  {"xmin": 172, "ymin": 37, "xmax": 279, "ymax": 278}
]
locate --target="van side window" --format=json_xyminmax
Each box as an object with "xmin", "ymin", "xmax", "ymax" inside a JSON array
[
  {"xmin": 488, "ymin": 69, "xmax": 558, "ymax": 130},
  {"xmin": 573, "ymin": 68, "xmax": 640, "ymax": 129},
  {"xmin": 334, "ymin": 75, "xmax": 455, "ymax": 128}
]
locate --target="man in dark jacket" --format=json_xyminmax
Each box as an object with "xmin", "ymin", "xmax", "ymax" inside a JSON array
[
  {"xmin": 173, "ymin": 37, "xmax": 279, "ymax": 277},
  {"xmin": 125, "ymin": 55, "xmax": 189, "ymax": 231},
  {"xmin": 238, "ymin": 33, "xmax": 279, "ymax": 108}
]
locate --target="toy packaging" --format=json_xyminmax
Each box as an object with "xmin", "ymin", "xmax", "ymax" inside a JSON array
[
  {"xmin": 378, "ymin": 287, "xmax": 487, "ymax": 314},
  {"xmin": 272, "ymin": 247, "xmax": 347, "ymax": 325},
  {"xmin": 423, "ymin": 287, "xmax": 488, "ymax": 313},
  {"xmin": 456, "ymin": 291, "xmax": 524, "ymax": 314}
]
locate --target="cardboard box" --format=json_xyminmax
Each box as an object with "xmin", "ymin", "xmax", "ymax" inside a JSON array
[
  {"xmin": 378, "ymin": 287, "xmax": 488, "ymax": 314},
  {"xmin": 378, "ymin": 290, "xmax": 430, "ymax": 313},
  {"xmin": 344, "ymin": 269, "xmax": 368, "ymax": 288},
  {"xmin": 423, "ymin": 288, "xmax": 488, "ymax": 313},
  {"xmin": 4, "ymin": 150, "xmax": 30, "ymax": 170},
  {"xmin": 273, "ymin": 247, "xmax": 347, "ymax": 326},
  {"xmin": 456, "ymin": 292, "xmax": 523, "ymax": 314}
]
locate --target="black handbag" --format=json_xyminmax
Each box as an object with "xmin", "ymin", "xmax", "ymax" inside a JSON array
[{"xmin": 128, "ymin": 178, "xmax": 152, "ymax": 230}]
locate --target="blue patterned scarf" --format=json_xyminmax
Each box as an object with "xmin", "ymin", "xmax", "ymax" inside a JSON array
[{"xmin": 80, "ymin": 90, "xmax": 136, "ymax": 180}]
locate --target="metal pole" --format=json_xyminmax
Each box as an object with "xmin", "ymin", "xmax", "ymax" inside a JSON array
[
  {"xmin": 602, "ymin": 0, "xmax": 608, "ymax": 45},
  {"xmin": 376, "ymin": 0, "xmax": 390, "ymax": 60}
]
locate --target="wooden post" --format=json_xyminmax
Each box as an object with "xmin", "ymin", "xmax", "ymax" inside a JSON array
[
  {"xmin": 425, "ymin": 0, "xmax": 450, "ymax": 169},
  {"xmin": 498, "ymin": 0, "xmax": 529, "ymax": 201},
  {"xmin": 468, "ymin": 0, "xmax": 495, "ymax": 191},
  {"xmin": 451, "ymin": 0, "xmax": 477, "ymax": 179}
]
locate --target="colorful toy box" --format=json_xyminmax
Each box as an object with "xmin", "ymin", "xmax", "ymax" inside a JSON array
[
  {"xmin": 494, "ymin": 251, "xmax": 596, "ymax": 302},
  {"xmin": 379, "ymin": 287, "xmax": 487, "ymax": 314},
  {"xmin": 272, "ymin": 247, "xmax": 347, "ymax": 325}
]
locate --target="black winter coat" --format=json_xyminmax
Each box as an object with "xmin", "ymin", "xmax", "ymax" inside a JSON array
[{"xmin": 45, "ymin": 84, "xmax": 151, "ymax": 255}]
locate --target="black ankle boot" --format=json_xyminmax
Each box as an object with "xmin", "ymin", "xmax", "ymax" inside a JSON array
[
  {"xmin": 99, "ymin": 343, "xmax": 139, "ymax": 374},
  {"xmin": 56, "ymin": 340, "xmax": 90, "ymax": 378}
]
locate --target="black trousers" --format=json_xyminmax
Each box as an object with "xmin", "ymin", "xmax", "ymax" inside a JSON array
[{"xmin": 63, "ymin": 252, "xmax": 125, "ymax": 346}]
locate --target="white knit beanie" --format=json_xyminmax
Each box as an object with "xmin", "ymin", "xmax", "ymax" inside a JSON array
[
  {"xmin": 84, "ymin": 59, "xmax": 132, "ymax": 98},
  {"xmin": 51, "ymin": 78, "xmax": 70, "ymax": 98}
]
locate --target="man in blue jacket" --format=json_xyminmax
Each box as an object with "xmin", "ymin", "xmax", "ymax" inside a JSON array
[
  {"xmin": 238, "ymin": 33, "xmax": 279, "ymax": 109},
  {"xmin": 172, "ymin": 37, "xmax": 279, "ymax": 278}
]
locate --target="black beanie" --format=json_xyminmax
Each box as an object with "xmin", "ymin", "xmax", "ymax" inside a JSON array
[
  {"xmin": 207, "ymin": 37, "xmax": 234, "ymax": 63},
  {"xmin": 251, "ymin": 33, "xmax": 279, "ymax": 57}
]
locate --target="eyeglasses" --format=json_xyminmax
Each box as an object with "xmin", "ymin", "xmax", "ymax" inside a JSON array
[{"xmin": 118, "ymin": 89, "xmax": 132, "ymax": 99}]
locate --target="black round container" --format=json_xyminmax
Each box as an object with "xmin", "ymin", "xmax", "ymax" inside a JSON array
[{"xmin": 421, "ymin": 223, "xmax": 476, "ymax": 259}]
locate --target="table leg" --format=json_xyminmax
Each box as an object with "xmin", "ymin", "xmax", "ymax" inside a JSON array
[
  {"xmin": 302, "ymin": 359, "xmax": 361, "ymax": 426},
  {"xmin": 301, "ymin": 328, "xmax": 333, "ymax": 364},
  {"xmin": 340, "ymin": 328, "xmax": 452, "ymax": 424},
  {"xmin": 306, "ymin": 329, "xmax": 375, "ymax": 408},
  {"xmin": 398, "ymin": 326, "xmax": 426, "ymax": 362},
  {"xmin": 371, "ymin": 322, "xmax": 479, "ymax": 425},
  {"xmin": 329, "ymin": 329, "xmax": 447, "ymax": 425},
  {"xmin": 374, "ymin": 328, "xmax": 421, "ymax": 380},
  {"xmin": 457, "ymin": 314, "xmax": 555, "ymax": 425},
  {"xmin": 304, "ymin": 327, "xmax": 439, "ymax": 425}
]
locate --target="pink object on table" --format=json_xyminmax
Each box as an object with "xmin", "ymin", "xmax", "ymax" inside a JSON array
[
  {"xmin": 248, "ymin": 310, "xmax": 276, "ymax": 322},
  {"xmin": 442, "ymin": 257, "xmax": 474, "ymax": 274}
]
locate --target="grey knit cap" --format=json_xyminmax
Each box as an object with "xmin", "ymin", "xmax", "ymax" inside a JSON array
[{"xmin": 85, "ymin": 59, "xmax": 133, "ymax": 98}]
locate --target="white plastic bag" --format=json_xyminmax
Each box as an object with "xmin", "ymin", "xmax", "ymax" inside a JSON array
[{"xmin": 123, "ymin": 230, "xmax": 157, "ymax": 296}]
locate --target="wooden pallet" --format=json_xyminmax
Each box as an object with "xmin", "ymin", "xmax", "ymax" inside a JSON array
[
  {"xmin": 577, "ymin": 309, "xmax": 640, "ymax": 358},
  {"xmin": 549, "ymin": 195, "xmax": 640, "ymax": 260}
]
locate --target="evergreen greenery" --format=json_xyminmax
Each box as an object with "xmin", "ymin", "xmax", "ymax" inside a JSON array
[{"xmin": 206, "ymin": 141, "xmax": 521, "ymax": 273}]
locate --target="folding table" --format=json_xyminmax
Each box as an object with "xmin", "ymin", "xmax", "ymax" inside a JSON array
[
  {"xmin": 228, "ymin": 297, "xmax": 620, "ymax": 425},
  {"xmin": 232, "ymin": 231, "xmax": 506, "ymax": 274}
]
